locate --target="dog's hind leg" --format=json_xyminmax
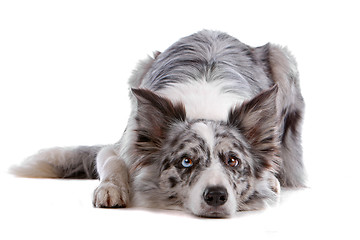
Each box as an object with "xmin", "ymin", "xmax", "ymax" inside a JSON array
[
  {"xmin": 278, "ymin": 104, "xmax": 305, "ymax": 188},
  {"xmin": 257, "ymin": 43, "xmax": 306, "ymax": 188},
  {"xmin": 268, "ymin": 45, "xmax": 306, "ymax": 188},
  {"xmin": 92, "ymin": 145, "xmax": 130, "ymax": 208}
]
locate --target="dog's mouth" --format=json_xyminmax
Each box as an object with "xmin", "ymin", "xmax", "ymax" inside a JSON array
[
  {"xmin": 194, "ymin": 203, "xmax": 232, "ymax": 218},
  {"xmin": 199, "ymin": 211, "xmax": 229, "ymax": 218},
  {"xmin": 196, "ymin": 208, "xmax": 231, "ymax": 218},
  {"xmin": 186, "ymin": 200, "xmax": 233, "ymax": 218}
]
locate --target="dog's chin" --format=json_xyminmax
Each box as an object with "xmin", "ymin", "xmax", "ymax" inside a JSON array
[
  {"xmin": 191, "ymin": 205, "xmax": 234, "ymax": 218},
  {"xmin": 197, "ymin": 211, "xmax": 231, "ymax": 218}
]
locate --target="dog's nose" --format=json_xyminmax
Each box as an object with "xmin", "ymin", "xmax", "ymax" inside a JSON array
[{"xmin": 203, "ymin": 186, "xmax": 228, "ymax": 206}]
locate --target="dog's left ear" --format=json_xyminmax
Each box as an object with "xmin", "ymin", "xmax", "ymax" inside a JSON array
[
  {"xmin": 228, "ymin": 85, "xmax": 280, "ymax": 171},
  {"xmin": 132, "ymin": 88, "xmax": 186, "ymax": 152}
]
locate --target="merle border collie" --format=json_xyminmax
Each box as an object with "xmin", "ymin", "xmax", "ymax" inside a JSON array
[{"xmin": 12, "ymin": 30, "xmax": 305, "ymax": 217}]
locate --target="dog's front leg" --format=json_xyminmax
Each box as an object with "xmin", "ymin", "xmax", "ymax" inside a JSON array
[{"xmin": 93, "ymin": 145, "xmax": 130, "ymax": 208}]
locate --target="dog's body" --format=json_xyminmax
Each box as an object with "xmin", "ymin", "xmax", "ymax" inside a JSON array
[{"xmin": 12, "ymin": 30, "xmax": 305, "ymax": 217}]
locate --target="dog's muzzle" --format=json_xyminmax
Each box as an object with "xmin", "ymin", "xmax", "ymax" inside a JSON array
[{"xmin": 203, "ymin": 186, "xmax": 228, "ymax": 207}]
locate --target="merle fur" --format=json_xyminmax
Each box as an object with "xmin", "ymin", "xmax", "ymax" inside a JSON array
[{"xmin": 13, "ymin": 30, "xmax": 305, "ymax": 217}]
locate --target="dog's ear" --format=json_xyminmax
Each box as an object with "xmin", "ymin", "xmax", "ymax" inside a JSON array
[
  {"xmin": 132, "ymin": 88, "xmax": 186, "ymax": 152},
  {"xmin": 228, "ymin": 85, "xmax": 280, "ymax": 173}
]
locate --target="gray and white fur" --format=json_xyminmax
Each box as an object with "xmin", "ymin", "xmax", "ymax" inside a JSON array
[{"xmin": 11, "ymin": 30, "xmax": 305, "ymax": 217}]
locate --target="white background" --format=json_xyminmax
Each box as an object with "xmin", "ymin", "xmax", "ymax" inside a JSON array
[{"xmin": 0, "ymin": 0, "xmax": 359, "ymax": 239}]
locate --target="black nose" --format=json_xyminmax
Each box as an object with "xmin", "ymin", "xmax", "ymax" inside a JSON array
[{"xmin": 203, "ymin": 186, "xmax": 228, "ymax": 207}]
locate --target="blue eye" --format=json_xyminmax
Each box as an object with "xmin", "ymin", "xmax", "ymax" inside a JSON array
[{"xmin": 181, "ymin": 157, "xmax": 193, "ymax": 168}]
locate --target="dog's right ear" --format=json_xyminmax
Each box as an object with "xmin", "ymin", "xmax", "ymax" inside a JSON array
[
  {"xmin": 131, "ymin": 88, "xmax": 186, "ymax": 152},
  {"xmin": 227, "ymin": 85, "xmax": 280, "ymax": 175}
]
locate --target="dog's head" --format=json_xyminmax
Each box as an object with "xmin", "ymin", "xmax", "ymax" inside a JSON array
[{"xmin": 131, "ymin": 86, "xmax": 280, "ymax": 217}]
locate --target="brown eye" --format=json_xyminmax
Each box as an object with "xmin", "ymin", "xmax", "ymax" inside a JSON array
[{"xmin": 227, "ymin": 156, "xmax": 239, "ymax": 167}]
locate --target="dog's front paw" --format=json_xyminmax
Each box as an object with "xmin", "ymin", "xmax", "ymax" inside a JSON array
[{"xmin": 93, "ymin": 181, "xmax": 130, "ymax": 208}]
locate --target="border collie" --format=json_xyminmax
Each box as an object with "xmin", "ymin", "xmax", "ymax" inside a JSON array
[{"xmin": 12, "ymin": 30, "xmax": 305, "ymax": 217}]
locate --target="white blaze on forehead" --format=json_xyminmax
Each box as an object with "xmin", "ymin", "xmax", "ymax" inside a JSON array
[
  {"xmin": 185, "ymin": 122, "xmax": 238, "ymax": 217},
  {"xmin": 191, "ymin": 122, "xmax": 215, "ymax": 149}
]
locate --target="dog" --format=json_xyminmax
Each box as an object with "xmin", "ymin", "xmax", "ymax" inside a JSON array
[{"xmin": 11, "ymin": 30, "xmax": 305, "ymax": 217}]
